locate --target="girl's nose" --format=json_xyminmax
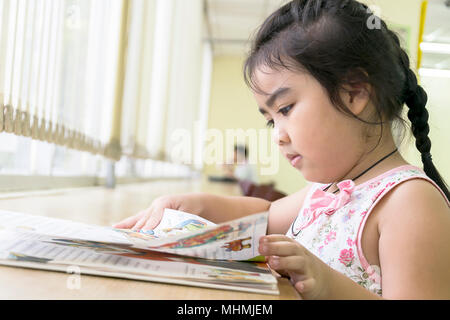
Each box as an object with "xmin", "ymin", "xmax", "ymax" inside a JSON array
[{"xmin": 272, "ymin": 127, "xmax": 290, "ymax": 146}]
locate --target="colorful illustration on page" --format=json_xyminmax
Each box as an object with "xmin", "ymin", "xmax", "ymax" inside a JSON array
[
  {"xmin": 160, "ymin": 219, "xmax": 208, "ymax": 234},
  {"xmin": 150, "ymin": 221, "xmax": 251, "ymax": 250},
  {"xmin": 221, "ymin": 237, "xmax": 252, "ymax": 252}
]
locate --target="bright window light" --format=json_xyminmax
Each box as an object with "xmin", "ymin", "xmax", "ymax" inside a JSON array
[
  {"xmin": 419, "ymin": 68, "xmax": 450, "ymax": 78},
  {"xmin": 420, "ymin": 42, "xmax": 450, "ymax": 55}
]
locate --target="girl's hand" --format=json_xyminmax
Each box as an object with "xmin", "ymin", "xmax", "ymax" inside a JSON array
[
  {"xmin": 258, "ymin": 234, "xmax": 331, "ymax": 299},
  {"xmin": 112, "ymin": 193, "xmax": 205, "ymax": 232}
]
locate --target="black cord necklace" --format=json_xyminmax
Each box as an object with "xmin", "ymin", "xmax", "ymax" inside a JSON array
[
  {"xmin": 323, "ymin": 148, "xmax": 398, "ymax": 194},
  {"xmin": 290, "ymin": 148, "xmax": 398, "ymax": 237}
]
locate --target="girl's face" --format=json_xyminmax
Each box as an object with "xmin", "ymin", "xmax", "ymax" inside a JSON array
[{"xmin": 253, "ymin": 66, "xmax": 370, "ymax": 183}]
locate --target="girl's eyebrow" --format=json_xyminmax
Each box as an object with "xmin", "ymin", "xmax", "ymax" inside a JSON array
[{"xmin": 265, "ymin": 87, "xmax": 291, "ymax": 108}]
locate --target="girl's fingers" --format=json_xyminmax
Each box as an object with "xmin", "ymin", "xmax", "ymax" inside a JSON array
[
  {"xmin": 112, "ymin": 213, "xmax": 142, "ymax": 229},
  {"xmin": 260, "ymin": 235, "xmax": 318, "ymax": 298},
  {"xmin": 268, "ymin": 255, "xmax": 305, "ymax": 273},
  {"xmin": 260, "ymin": 234, "xmax": 294, "ymax": 243},
  {"xmin": 293, "ymin": 277, "xmax": 317, "ymax": 296},
  {"xmin": 259, "ymin": 240, "xmax": 302, "ymax": 257},
  {"xmin": 141, "ymin": 210, "xmax": 163, "ymax": 231},
  {"xmin": 132, "ymin": 211, "xmax": 151, "ymax": 231}
]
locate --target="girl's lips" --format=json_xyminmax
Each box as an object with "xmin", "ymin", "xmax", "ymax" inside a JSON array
[{"xmin": 286, "ymin": 154, "xmax": 303, "ymax": 167}]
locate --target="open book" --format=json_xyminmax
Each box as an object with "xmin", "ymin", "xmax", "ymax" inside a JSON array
[{"xmin": 0, "ymin": 209, "xmax": 279, "ymax": 295}]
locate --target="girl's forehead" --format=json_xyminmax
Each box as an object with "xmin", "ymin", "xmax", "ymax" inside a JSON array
[
  {"xmin": 252, "ymin": 66, "xmax": 308, "ymax": 97},
  {"xmin": 253, "ymin": 67, "xmax": 289, "ymax": 89}
]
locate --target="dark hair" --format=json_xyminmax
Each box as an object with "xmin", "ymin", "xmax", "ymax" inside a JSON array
[{"xmin": 243, "ymin": 0, "xmax": 449, "ymax": 201}]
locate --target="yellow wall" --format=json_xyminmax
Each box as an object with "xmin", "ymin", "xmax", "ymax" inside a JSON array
[{"xmin": 204, "ymin": 0, "xmax": 449, "ymax": 195}]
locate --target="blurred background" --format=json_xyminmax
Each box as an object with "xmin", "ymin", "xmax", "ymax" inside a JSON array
[{"xmin": 0, "ymin": 0, "xmax": 449, "ymax": 195}]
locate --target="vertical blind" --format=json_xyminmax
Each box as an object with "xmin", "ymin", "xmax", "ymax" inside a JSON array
[
  {"xmin": 0, "ymin": 0, "xmax": 119, "ymax": 157},
  {"xmin": 0, "ymin": 0, "xmax": 209, "ymax": 169}
]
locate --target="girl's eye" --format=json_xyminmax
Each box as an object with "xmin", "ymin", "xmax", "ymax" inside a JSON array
[
  {"xmin": 266, "ymin": 119, "xmax": 274, "ymax": 128},
  {"xmin": 278, "ymin": 104, "xmax": 294, "ymax": 116},
  {"xmin": 264, "ymin": 104, "xmax": 293, "ymax": 128}
]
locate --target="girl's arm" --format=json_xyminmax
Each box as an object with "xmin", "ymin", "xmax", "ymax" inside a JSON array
[
  {"xmin": 260, "ymin": 179, "xmax": 450, "ymax": 300},
  {"xmin": 198, "ymin": 192, "xmax": 271, "ymax": 223},
  {"xmin": 113, "ymin": 192, "xmax": 271, "ymax": 231},
  {"xmin": 115, "ymin": 184, "xmax": 311, "ymax": 233},
  {"xmin": 200, "ymin": 183, "xmax": 312, "ymax": 234},
  {"xmin": 375, "ymin": 179, "xmax": 450, "ymax": 299}
]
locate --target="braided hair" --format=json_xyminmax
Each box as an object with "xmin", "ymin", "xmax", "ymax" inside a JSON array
[
  {"xmin": 244, "ymin": 0, "xmax": 449, "ymax": 201},
  {"xmin": 387, "ymin": 27, "xmax": 449, "ymax": 199}
]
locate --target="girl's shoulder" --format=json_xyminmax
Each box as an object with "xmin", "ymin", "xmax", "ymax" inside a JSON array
[
  {"xmin": 369, "ymin": 165, "xmax": 450, "ymax": 230},
  {"xmin": 363, "ymin": 164, "xmax": 449, "ymax": 207},
  {"xmin": 368, "ymin": 166, "xmax": 450, "ymax": 299}
]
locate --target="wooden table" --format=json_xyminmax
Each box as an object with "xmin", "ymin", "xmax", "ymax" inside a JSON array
[{"xmin": 0, "ymin": 178, "xmax": 300, "ymax": 300}]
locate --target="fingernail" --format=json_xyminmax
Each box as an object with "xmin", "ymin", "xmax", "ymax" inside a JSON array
[
  {"xmin": 259, "ymin": 244, "xmax": 267, "ymax": 253},
  {"xmin": 270, "ymin": 256, "xmax": 279, "ymax": 267}
]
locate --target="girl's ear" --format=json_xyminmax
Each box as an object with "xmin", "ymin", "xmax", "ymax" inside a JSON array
[{"xmin": 340, "ymin": 83, "xmax": 372, "ymax": 116}]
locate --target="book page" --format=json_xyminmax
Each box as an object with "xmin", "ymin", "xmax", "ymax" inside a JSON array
[
  {"xmin": 0, "ymin": 209, "xmax": 269, "ymax": 261},
  {"xmin": 0, "ymin": 229, "xmax": 277, "ymax": 293},
  {"xmin": 119, "ymin": 211, "xmax": 269, "ymax": 261},
  {"xmin": 0, "ymin": 209, "xmax": 131, "ymax": 245},
  {"xmin": 154, "ymin": 208, "xmax": 217, "ymax": 235}
]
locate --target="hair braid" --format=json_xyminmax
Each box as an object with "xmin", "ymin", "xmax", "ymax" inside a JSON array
[{"xmin": 386, "ymin": 27, "xmax": 449, "ymax": 200}]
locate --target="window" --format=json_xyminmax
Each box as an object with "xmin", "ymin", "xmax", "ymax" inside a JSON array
[{"xmin": 0, "ymin": 0, "xmax": 210, "ymax": 192}]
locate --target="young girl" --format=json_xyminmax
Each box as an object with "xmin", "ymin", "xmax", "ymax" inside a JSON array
[{"xmin": 114, "ymin": 0, "xmax": 450, "ymax": 299}]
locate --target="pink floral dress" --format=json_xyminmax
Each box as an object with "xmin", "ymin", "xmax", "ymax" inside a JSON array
[{"xmin": 286, "ymin": 165, "xmax": 450, "ymax": 296}]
